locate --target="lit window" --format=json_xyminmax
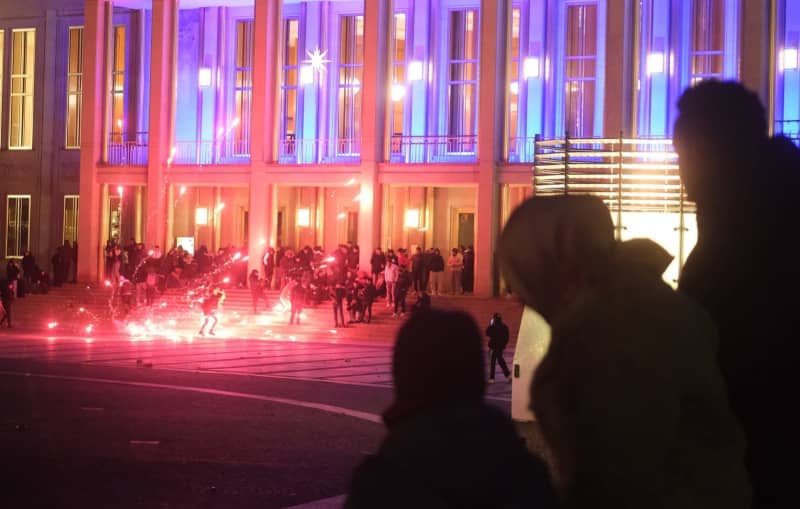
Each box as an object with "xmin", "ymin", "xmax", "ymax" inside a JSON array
[
  {"xmin": 690, "ymin": 0, "xmax": 724, "ymax": 84},
  {"xmin": 66, "ymin": 27, "xmax": 83, "ymax": 149},
  {"xmin": 281, "ymin": 18, "xmax": 300, "ymax": 156},
  {"xmin": 447, "ymin": 9, "xmax": 479, "ymax": 151},
  {"xmin": 9, "ymin": 29, "xmax": 35, "ymax": 150},
  {"xmin": 111, "ymin": 26, "xmax": 125, "ymax": 140},
  {"xmin": 337, "ymin": 15, "xmax": 364, "ymax": 155},
  {"xmin": 6, "ymin": 195, "xmax": 31, "ymax": 258},
  {"xmin": 63, "ymin": 195, "xmax": 80, "ymax": 244},
  {"xmin": 508, "ymin": 8, "xmax": 521, "ymax": 143},
  {"xmin": 564, "ymin": 4, "xmax": 597, "ymax": 137},
  {"xmin": 0, "ymin": 31, "xmax": 4, "ymax": 143},
  {"xmin": 391, "ymin": 13, "xmax": 407, "ymax": 138},
  {"xmin": 233, "ymin": 19, "xmax": 254, "ymax": 156}
]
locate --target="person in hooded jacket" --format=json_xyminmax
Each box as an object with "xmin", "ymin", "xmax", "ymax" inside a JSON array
[
  {"xmin": 497, "ymin": 195, "xmax": 750, "ymax": 509},
  {"xmin": 344, "ymin": 309, "xmax": 558, "ymax": 509},
  {"xmin": 674, "ymin": 80, "xmax": 800, "ymax": 509}
]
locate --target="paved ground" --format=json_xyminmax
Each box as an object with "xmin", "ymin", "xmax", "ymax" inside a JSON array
[{"xmin": 0, "ymin": 330, "xmax": 515, "ymax": 508}]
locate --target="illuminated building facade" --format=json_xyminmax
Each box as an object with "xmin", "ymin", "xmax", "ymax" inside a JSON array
[{"xmin": 0, "ymin": 0, "xmax": 794, "ymax": 296}]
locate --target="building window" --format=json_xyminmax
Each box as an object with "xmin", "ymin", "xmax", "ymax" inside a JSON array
[
  {"xmin": 564, "ymin": 4, "xmax": 597, "ymax": 137},
  {"xmin": 66, "ymin": 27, "xmax": 83, "ymax": 149},
  {"xmin": 508, "ymin": 7, "xmax": 521, "ymax": 142},
  {"xmin": 337, "ymin": 15, "xmax": 364, "ymax": 154},
  {"xmin": 391, "ymin": 13, "xmax": 407, "ymax": 138},
  {"xmin": 9, "ymin": 29, "xmax": 35, "ymax": 150},
  {"xmin": 111, "ymin": 26, "xmax": 125, "ymax": 138},
  {"xmin": 6, "ymin": 195, "xmax": 31, "ymax": 258},
  {"xmin": 281, "ymin": 18, "xmax": 300, "ymax": 153},
  {"xmin": 63, "ymin": 195, "xmax": 79, "ymax": 244},
  {"xmin": 233, "ymin": 19, "xmax": 254, "ymax": 155},
  {"xmin": 690, "ymin": 0, "xmax": 724, "ymax": 83},
  {"xmin": 0, "ymin": 30, "xmax": 4, "ymax": 143},
  {"xmin": 447, "ymin": 9, "xmax": 479, "ymax": 143}
]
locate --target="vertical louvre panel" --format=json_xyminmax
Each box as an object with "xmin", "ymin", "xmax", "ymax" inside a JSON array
[
  {"xmin": 234, "ymin": 19, "xmax": 254, "ymax": 155},
  {"xmin": 9, "ymin": 29, "xmax": 35, "ymax": 149},
  {"xmin": 6, "ymin": 196, "xmax": 31, "ymax": 258}
]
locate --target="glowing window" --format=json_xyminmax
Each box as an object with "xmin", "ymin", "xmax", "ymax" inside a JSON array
[
  {"xmin": 447, "ymin": 9, "xmax": 479, "ymax": 144},
  {"xmin": 508, "ymin": 8, "xmax": 521, "ymax": 143},
  {"xmin": 233, "ymin": 19, "xmax": 254, "ymax": 156},
  {"xmin": 9, "ymin": 29, "xmax": 35, "ymax": 150},
  {"xmin": 66, "ymin": 27, "xmax": 83, "ymax": 149},
  {"xmin": 391, "ymin": 13, "xmax": 407, "ymax": 138},
  {"xmin": 111, "ymin": 26, "xmax": 125, "ymax": 139},
  {"xmin": 281, "ymin": 18, "xmax": 300, "ymax": 156},
  {"xmin": 564, "ymin": 4, "xmax": 597, "ymax": 137},
  {"xmin": 690, "ymin": 0, "xmax": 725, "ymax": 84},
  {"xmin": 6, "ymin": 195, "xmax": 31, "ymax": 258},
  {"xmin": 63, "ymin": 195, "xmax": 80, "ymax": 244},
  {"xmin": 337, "ymin": 15, "xmax": 364, "ymax": 155}
]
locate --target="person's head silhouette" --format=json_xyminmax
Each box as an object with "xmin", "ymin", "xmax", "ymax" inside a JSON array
[{"xmin": 673, "ymin": 80, "xmax": 768, "ymax": 203}]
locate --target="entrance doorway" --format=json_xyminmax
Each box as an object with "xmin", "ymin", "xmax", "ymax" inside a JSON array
[{"xmin": 450, "ymin": 207, "xmax": 475, "ymax": 249}]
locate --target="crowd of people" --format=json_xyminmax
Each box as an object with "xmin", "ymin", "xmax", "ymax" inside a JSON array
[{"xmin": 343, "ymin": 80, "xmax": 800, "ymax": 509}]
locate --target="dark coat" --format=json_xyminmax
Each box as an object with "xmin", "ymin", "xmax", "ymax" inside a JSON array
[
  {"xmin": 344, "ymin": 402, "xmax": 557, "ymax": 509},
  {"xmin": 429, "ymin": 254, "xmax": 445, "ymax": 272},
  {"xmin": 486, "ymin": 321, "xmax": 510, "ymax": 351},
  {"xmin": 370, "ymin": 253, "xmax": 386, "ymax": 273},
  {"xmin": 678, "ymin": 136, "xmax": 800, "ymax": 507}
]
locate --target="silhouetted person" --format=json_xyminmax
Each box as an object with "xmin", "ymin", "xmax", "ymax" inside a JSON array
[
  {"xmin": 0, "ymin": 279, "xmax": 13, "ymax": 328},
  {"xmin": 330, "ymin": 280, "xmax": 346, "ymax": 328},
  {"xmin": 198, "ymin": 287, "xmax": 224, "ymax": 336},
  {"xmin": 485, "ymin": 313, "xmax": 511, "ymax": 383},
  {"xmin": 461, "ymin": 246, "xmax": 474, "ymax": 294},
  {"xmin": 21, "ymin": 251, "xmax": 36, "ymax": 290},
  {"xmin": 343, "ymin": 309, "xmax": 558, "ymax": 509},
  {"xmin": 59, "ymin": 240, "xmax": 73, "ymax": 285},
  {"xmin": 411, "ymin": 291, "xmax": 430, "ymax": 315},
  {"xmin": 289, "ymin": 281, "xmax": 306, "ymax": 325},
  {"xmin": 674, "ymin": 80, "xmax": 800, "ymax": 509},
  {"xmin": 498, "ymin": 195, "xmax": 750, "ymax": 508}
]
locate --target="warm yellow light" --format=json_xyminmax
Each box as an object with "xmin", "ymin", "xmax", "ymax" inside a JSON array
[
  {"xmin": 297, "ymin": 208, "xmax": 311, "ymax": 228},
  {"xmin": 405, "ymin": 209, "xmax": 420, "ymax": 228},
  {"xmin": 391, "ymin": 84, "xmax": 406, "ymax": 102},
  {"xmin": 337, "ymin": 212, "xmax": 347, "ymax": 220},
  {"xmin": 195, "ymin": 208, "xmax": 208, "ymax": 225}
]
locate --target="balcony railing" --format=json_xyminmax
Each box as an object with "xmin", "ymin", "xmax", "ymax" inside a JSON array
[
  {"xmin": 775, "ymin": 120, "xmax": 800, "ymax": 146},
  {"xmin": 278, "ymin": 137, "xmax": 361, "ymax": 163},
  {"xmin": 508, "ymin": 137, "xmax": 537, "ymax": 163},
  {"xmin": 388, "ymin": 135, "xmax": 477, "ymax": 163},
  {"xmin": 172, "ymin": 139, "xmax": 250, "ymax": 165},
  {"xmin": 533, "ymin": 135, "xmax": 694, "ymax": 214},
  {"xmin": 107, "ymin": 132, "xmax": 148, "ymax": 166}
]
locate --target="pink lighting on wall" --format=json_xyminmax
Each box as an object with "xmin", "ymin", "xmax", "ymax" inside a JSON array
[
  {"xmin": 117, "ymin": 186, "xmax": 124, "ymax": 197},
  {"xmin": 297, "ymin": 208, "xmax": 311, "ymax": 227},
  {"xmin": 405, "ymin": 209, "xmax": 420, "ymax": 228},
  {"xmin": 179, "ymin": 185, "xmax": 187, "ymax": 196}
]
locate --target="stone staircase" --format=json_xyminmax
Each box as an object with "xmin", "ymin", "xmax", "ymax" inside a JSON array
[{"xmin": 10, "ymin": 284, "xmax": 523, "ymax": 345}]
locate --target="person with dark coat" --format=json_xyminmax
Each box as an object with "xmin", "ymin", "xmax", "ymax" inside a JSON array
[
  {"xmin": 249, "ymin": 269, "xmax": 265, "ymax": 314},
  {"xmin": 485, "ymin": 313, "xmax": 512, "ymax": 383},
  {"xmin": 6, "ymin": 260, "xmax": 20, "ymax": 298},
  {"xmin": 393, "ymin": 269, "xmax": 411, "ymax": 317},
  {"xmin": 51, "ymin": 251, "xmax": 61, "ymax": 287},
  {"xmin": 369, "ymin": 248, "xmax": 385, "ymax": 285},
  {"xmin": 22, "ymin": 251, "xmax": 36, "ymax": 290},
  {"xmin": 427, "ymin": 248, "xmax": 445, "ymax": 295},
  {"xmin": 411, "ymin": 291, "xmax": 431, "ymax": 315},
  {"xmin": 461, "ymin": 245, "xmax": 474, "ymax": 294},
  {"xmin": 410, "ymin": 247, "xmax": 425, "ymax": 294},
  {"xmin": 330, "ymin": 280, "xmax": 347, "ymax": 328},
  {"xmin": 0, "ymin": 279, "xmax": 13, "ymax": 328},
  {"xmin": 59, "ymin": 240, "xmax": 73, "ymax": 285},
  {"xmin": 674, "ymin": 80, "xmax": 800, "ymax": 509},
  {"xmin": 359, "ymin": 275, "xmax": 377, "ymax": 323},
  {"xmin": 262, "ymin": 247, "xmax": 276, "ymax": 289},
  {"xmin": 348, "ymin": 245, "xmax": 360, "ymax": 271},
  {"xmin": 343, "ymin": 309, "xmax": 558, "ymax": 509}
]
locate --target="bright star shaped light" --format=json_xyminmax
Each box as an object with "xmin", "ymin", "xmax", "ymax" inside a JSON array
[{"xmin": 304, "ymin": 48, "xmax": 331, "ymax": 74}]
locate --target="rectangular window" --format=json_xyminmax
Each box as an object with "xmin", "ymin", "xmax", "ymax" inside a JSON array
[
  {"xmin": 0, "ymin": 31, "xmax": 4, "ymax": 143},
  {"xmin": 391, "ymin": 13, "xmax": 407, "ymax": 138},
  {"xmin": 234, "ymin": 19, "xmax": 254, "ymax": 156},
  {"xmin": 66, "ymin": 27, "xmax": 83, "ymax": 149},
  {"xmin": 447, "ymin": 9, "xmax": 479, "ymax": 147},
  {"xmin": 9, "ymin": 29, "xmax": 35, "ymax": 150},
  {"xmin": 281, "ymin": 18, "xmax": 299, "ymax": 155},
  {"xmin": 337, "ymin": 15, "xmax": 364, "ymax": 154},
  {"xmin": 63, "ymin": 195, "xmax": 79, "ymax": 244},
  {"xmin": 690, "ymin": 0, "xmax": 724, "ymax": 83},
  {"xmin": 111, "ymin": 26, "xmax": 125, "ymax": 138},
  {"xmin": 6, "ymin": 195, "xmax": 31, "ymax": 258},
  {"xmin": 508, "ymin": 7, "xmax": 521, "ymax": 142},
  {"xmin": 564, "ymin": 4, "xmax": 597, "ymax": 137}
]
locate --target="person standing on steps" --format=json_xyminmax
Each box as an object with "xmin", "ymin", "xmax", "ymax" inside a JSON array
[
  {"xmin": 486, "ymin": 313, "xmax": 512, "ymax": 383},
  {"xmin": 383, "ymin": 257, "xmax": 399, "ymax": 308},
  {"xmin": 289, "ymin": 280, "xmax": 306, "ymax": 325}
]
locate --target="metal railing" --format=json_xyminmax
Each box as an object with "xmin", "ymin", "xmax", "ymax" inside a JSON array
[
  {"xmin": 107, "ymin": 132, "xmax": 149, "ymax": 166},
  {"xmin": 534, "ymin": 134, "xmax": 694, "ymax": 215},
  {"xmin": 389, "ymin": 135, "xmax": 477, "ymax": 163},
  {"xmin": 508, "ymin": 137, "xmax": 537, "ymax": 163},
  {"xmin": 172, "ymin": 139, "xmax": 250, "ymax": 165},
  {"xmin": 278, "ymin": 137, "xmax": 361, "ymax": 163}
]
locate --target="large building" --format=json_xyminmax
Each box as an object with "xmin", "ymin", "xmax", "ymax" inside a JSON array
[{"xmin": 0, "ymin": 0, "xmax": 795, "ymax": 296}]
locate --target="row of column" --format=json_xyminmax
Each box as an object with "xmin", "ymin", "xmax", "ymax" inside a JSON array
[{"xmin": 78, "ymin": 0, "xmax": 509, "ymax": 297}]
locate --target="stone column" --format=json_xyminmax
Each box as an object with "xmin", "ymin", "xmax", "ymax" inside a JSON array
[
  {"xmin": 359, "ymin": 0, "xmax": 393, "ymax": 270},
  {"xmin": 248, "ymin": 0, "xmax": 282, "ymax": 275},
  {"xmin": 475, "ymin": 0, "xmax": 509, "ymax": 297},
  {"xmin": 78, "ymin": 0, "xmax": 109, "ymax": 282},
  {"xmin": 146, "ymin": 0, "xmax": 178, "ymax": 250}
]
